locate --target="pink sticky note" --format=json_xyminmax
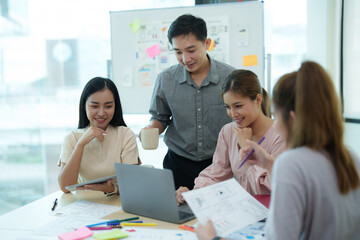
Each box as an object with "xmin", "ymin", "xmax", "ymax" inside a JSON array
[
  {"xmin": 146, "ymin": 44, "xmax": 161, "ymax": 58},
  {"xmin": 59, "ymin": 226, "xmax": 93, "ymax": 240}
]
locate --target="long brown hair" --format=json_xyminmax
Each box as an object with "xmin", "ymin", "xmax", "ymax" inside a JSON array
[
  {"xmin": 273, "ymin": 61, "xmax": 360, "ymax": 194},
  {"xmin": 222, "ymin": 69, "xmax": 271, "ymax": 117}
]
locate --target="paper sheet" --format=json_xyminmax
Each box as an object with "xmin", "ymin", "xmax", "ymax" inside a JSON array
[
  {"xmin": 226, "ymin": 221, "xmax": 266, "ymax": 240},
  {"xmin": 123, "ymin": 227, "xmax": 197, "ymax": 240},
  {"xmin": 182, "ymin": 178, "xmax": 268, "ymax": 237},
  {"xmin": 52, "ymin": 200, "xmax": 121, "ymax": 219},
  {"xmin": 32, "ymin": 216, "xmax": 104, "ymax": 236}
]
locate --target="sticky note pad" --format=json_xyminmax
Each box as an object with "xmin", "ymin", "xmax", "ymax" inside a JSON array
[
  {"xmin": 130, "ymin": 19, "xmax": 141, "ymax": 33},
  {"xmin": 243, "ymin": 55, "xmax": 258, "ymax": 66},
  {"xmin": 93, "ymin": 229, "xmax": 128, "ymax": 240},
  {"xmin": 208, "ymin": 39, "xmax": 215, "ymax": 51},
  {"xmin": 146, "ymin": 44, "xmax": 161, "ymax": 58},
  {"xmin": 58, "ymin": 226, "xmax": 93, "ymax": 240}
]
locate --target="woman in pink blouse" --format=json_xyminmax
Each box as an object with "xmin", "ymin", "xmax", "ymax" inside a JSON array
[{"xmin": 176, "ymin": 69, "xmax": 286, "ymax": 203}]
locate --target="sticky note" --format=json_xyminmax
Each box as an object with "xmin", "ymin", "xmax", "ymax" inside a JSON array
[
  {"xmin": 208, "ymin": 39, "xmax": 215, "ymax": 51},
  {"xmin": 146, "ymin": 44, "xmax": 161, "ymax": 58},
  {"xmin": 58, "ymin": 226, "xmax": 93, "ymax": 240},
  {"xmin": 161, "ymin": 27, "xmax": 167, "ymax": 32},
  {"xmin": 130, "ymin": 19, "xmax": 141, "ymax": 33},
  {"xmin": 243, "ymin": 55, "xmax": 258, "ymax": 66},
  {"xmin": 93, "ymin": 229, "xmax": 128, "ymax": 240}
]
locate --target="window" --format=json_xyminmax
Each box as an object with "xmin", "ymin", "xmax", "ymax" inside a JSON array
[
  {"xmin": 342, "ymin": 0, "xmax": 360, "ymax": 121},
  {"xmin": 0, "ymin": 0, "xmax": 194, "ymax": 215}
]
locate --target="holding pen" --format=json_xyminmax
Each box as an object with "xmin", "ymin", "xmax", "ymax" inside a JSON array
[
  {"xmin": 51, "ymin": 198, "xmax": 58, "ymax": 211},
  {"xmin": 238, "ymin": 136, "xmax": 265, "ymax": 169}
]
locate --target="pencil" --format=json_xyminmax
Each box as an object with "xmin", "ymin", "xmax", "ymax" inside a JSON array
[{"xmin": 238, "ymin": 136, "xmax": 265, "ymax": 169}]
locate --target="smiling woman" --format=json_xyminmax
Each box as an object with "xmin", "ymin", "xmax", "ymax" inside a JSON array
[
  {"xmin": 57, "ymin": 77, "xmax": 141, "ymax": 194},
  {"xmin": 175, "ymin": 69, "xmax": 287, "ymax": 204}
]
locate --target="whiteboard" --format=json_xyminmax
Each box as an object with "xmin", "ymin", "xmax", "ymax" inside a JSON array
[{"xmin": 110, "ymin": 2, "xmax": 264, "ymax": 114}]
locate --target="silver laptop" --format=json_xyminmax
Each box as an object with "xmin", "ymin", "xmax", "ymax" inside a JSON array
[{"xmin": 114, "ymin": 163, "xmax": 195, "ymax": 224}]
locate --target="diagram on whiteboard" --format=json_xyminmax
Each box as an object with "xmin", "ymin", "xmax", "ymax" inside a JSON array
[{"xmin": 132, "ymin": 17, "xmax": 229, "ymax": 88}]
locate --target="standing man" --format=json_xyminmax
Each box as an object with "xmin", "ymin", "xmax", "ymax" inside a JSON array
[{"xmin": 143, "ymin": 14, "xmax": 235, "ymax": 189}]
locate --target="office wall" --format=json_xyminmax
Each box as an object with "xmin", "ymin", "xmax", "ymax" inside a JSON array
[{"xmin": 307, "ymin": 0, "xmax": 360, "ymax": 155}]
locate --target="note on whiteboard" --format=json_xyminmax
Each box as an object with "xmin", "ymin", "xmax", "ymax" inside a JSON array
[
  {"xmin": 146, "ymin": 44, "xmax": 161, "ymax": 58},
  {"xmin": 208, "ymin": 39, "xmax": 215, "ymax": 51},
  {"xmin": 130, "ymin": 19, "xmax": 141, "ymax": 33},
  {"xmin": 237, "ymin": 25, "xmax": 249, "ymax": 47},
  {"xmin": 53, "ymin": 200, "xmax": 121, "ymax": 219},
  {"xmin": 243, "ymin": 54, "xmax": 258, "ymax": 66},
  {"xmin": 182, "ymin": 178, "xmax": 268, "ymax": 237}
]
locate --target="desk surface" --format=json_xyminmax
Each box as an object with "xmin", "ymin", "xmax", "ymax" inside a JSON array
[{"xmin": 0, "ymin": 190, "xmax": 197, "ymax": 239}]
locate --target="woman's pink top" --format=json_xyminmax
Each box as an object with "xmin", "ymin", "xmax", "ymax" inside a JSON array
[{"xmin": 194, "ymin": 122, "xmax": 286, "ymax": 195}]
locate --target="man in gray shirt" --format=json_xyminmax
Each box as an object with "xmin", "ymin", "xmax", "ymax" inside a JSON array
[{"xmin": 144, "ymin": 14, "xmax": 235, "ymax": 189}]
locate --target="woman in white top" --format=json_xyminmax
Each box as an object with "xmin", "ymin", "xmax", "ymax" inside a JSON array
[
  {"xmin": 195, "ymin": 61, "xmax": 360, "ymax": 240},
  {"xmin": 58, "ymin": 77, "xmax": 140, "ymax": 195}
]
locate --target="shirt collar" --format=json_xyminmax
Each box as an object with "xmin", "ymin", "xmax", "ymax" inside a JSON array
[{"xmin": 178, "ymin": 55, "xmax": 220, "ymax": 85}]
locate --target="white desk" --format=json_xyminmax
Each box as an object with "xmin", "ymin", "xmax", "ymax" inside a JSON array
[{"xmin": 0, "ymin": 190, "xmax": 197, "ymax": 239}]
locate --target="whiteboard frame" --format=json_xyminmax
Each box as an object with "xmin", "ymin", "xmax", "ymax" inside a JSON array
[{"xmin": 110, "ymin": 2, "xmax": 264, "ymax": 114}]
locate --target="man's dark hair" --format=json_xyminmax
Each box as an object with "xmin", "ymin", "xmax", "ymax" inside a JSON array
[{"xmin": 167, "ymin": 14, "xmax": 207, "ymax": 45}]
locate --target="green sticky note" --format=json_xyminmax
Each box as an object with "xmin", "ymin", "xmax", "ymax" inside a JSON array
[
  {"xmin": 93, "ymin": 229, "xmax": 128, "ymax": 240},
  {"xmin": 130, "ymin": 19, "xmax": 141, "ymax": 33}
]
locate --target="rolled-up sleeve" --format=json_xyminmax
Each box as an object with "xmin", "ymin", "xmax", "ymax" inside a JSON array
[{"xmin": 149, "ymin": 72, "xmax": 172, "ymax": 128}]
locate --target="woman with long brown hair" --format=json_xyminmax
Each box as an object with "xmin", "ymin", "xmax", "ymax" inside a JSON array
[
  {"xmin": 195, "ymin": 61, "xmax": 360, "ymax": 240},
  {"xmin": 176, "ymin": 69, "xmax": 286, "ymax": 204}
]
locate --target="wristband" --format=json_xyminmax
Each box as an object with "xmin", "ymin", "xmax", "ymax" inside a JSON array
[{"xmin": 104, "ymin": 183, "xmax": 118, "ymax": 196}]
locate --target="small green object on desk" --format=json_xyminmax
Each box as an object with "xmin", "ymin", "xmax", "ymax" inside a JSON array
[{"xmin": 93, "ymin": 229, "xmax": 128, "ymax": 240}]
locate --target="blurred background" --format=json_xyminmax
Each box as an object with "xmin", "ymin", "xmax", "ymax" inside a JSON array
[{"xmin": 0, "ymin": 0, "xmax": 312, "ymax": 215}]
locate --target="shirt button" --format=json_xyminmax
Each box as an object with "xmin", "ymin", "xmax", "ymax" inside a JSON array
[
  {"xmin": 198, "ymin": 108, "xmax": 201, "ymax": 111},
  {"xmin": 198, "ymin": 158, "xmax": 202, "ymax": 161},
  {"xmin": 198, "ymin": 125, "xmax": 201, "ymax": 128},
  {"xmin": 198, "ymin": 142, "xmax": 202, "ymax": 146},
  {"xmin": 197, "ymin": 90, "xmax": 200, "ymax": 93}
]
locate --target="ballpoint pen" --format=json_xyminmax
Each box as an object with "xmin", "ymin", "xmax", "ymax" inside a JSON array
[
  {"xmin": 51, "ymin": 198, "xmax": 58, "ymax": 211},
  {"xmin": 238, "ymin": 136, "xmax": 265, "ymax": 169},
  {"xmin": 106, "ymin": 217, "xmax": 140, "ymax": 225},
  {"xmin": 87, "ymin": 217, "xmax": 140, "ymax": 227}
]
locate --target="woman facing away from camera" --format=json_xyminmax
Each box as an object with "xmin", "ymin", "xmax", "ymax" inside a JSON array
[
  {"xmin": 195, "ymin": 61, "xmax": 360, "ymax": 240},
  {"xmin": 58, "ymin": 77, "xmax": 140, "ymax": 195}
]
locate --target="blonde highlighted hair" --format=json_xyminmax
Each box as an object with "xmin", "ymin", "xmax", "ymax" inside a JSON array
[{"xmin": 273, "ymin": 61, "xmax": 360, "ymax": 194}]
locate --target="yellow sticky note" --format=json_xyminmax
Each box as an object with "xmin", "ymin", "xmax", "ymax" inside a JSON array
[
  {"xmin": 243, "ymin": 55, "xmax": 258, "ymax": 66},
  {"xmin": 93, "ymin": 229, "xmax": 128, "ymax": 240},
  {"xmin": 130, "ymin": 19, "xmax": 141, "ymax": 33},
  {"xmin": 208, "ymin": 39, "xmax": 215, "ymax": 51}
]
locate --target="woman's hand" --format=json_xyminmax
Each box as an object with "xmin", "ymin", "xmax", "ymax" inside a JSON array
[
  {"xmin": 234, "ymin": 127, "xmax": 252, "ymax": 148},
  {"xmin": 175, "ymin": 186, "xmax": 190, "ymax": 205},
  {"xmin": 195, "ymin": 220, "xmax": 220, "ymax": 240},
  {"xmin": 76, "ymin": 179, "xmax": 115, "ymax": 193},
  {"xmin": 78, "ymin": 126, "xmax": 107, "ymax": 146},
  {"xmin": 240, "ymin": 139, "xmax": 275, "ymax": 172}
]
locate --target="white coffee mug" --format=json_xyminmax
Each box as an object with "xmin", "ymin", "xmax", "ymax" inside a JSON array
[{"xmin": 140, "ymin": 128, "xmax": 159, "ymax": 150}]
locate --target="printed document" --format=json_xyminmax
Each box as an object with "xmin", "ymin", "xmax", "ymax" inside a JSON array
[{"xmin": 182, "ymin": 178, "xmax": 268, "ymax": 237}]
